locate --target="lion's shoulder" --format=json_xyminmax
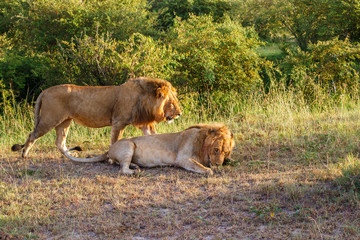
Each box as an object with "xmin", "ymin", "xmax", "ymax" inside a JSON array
[
  {"xmin": 44, "ymin": 84, "xmax": 76, "ymax": 91},
  {"xmin": 185, "ymin": 123, "xmax": 230, "ymax": 133}
]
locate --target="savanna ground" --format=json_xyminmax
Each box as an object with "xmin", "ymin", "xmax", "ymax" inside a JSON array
[{"xmin": 1, "ymin": 93, "xmax": 360, "ymax": 239}]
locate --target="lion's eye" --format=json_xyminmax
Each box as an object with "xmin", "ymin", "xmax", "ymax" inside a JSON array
[{"xmin": 214, "ymin": 148, "xmax": 219, "ymax": 153}]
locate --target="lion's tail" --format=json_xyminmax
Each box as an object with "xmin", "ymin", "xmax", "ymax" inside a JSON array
[
  {"xmin": 64, "ymin": 148, "xmax": 109, "ymax": 163},
  {"xmin": 11, "ymin": 91, "xmax": 45, "ymax": 152},
  {"xmin": 33, "ymin": 91, "xmax": 44, "ymax": 129}
]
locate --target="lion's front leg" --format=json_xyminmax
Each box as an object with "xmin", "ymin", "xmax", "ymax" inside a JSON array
[
  {"xmin": 108, "ymin": 140, "xmax": 136, "ymax": 174},
  {"xmin": 177, "ymin": 158, "xmax": 213, "ymax": 175},
  {"xmin": 149, "ymin": 124, "xmax": 156, "ymax": 134},
  {"xmin": 140, "ymin": 124, "xmax": 156, "ymax": 135},
  {"xmin": 111, "ymin": 123, "xmax": 127, "ymax": 144}
]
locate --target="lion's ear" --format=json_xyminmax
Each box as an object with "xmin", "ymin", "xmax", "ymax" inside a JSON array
[
  {"xmin": 156, "ymin": 87, "xmax": 168, "ymax": 99},
  {"xmin": 208, "ymin": 128, "xmax": 218, "ymax": 136}
]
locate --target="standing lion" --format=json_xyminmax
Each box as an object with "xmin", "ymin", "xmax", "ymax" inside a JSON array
[{"xmin": 12, "ymin": 77, "xmax": 181, "ymax": 157}]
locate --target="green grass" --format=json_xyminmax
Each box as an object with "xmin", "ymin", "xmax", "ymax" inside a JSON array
[
  {"xmin": 326, "ymin": 154, "xmax": 360, "ymax": 196},
  {"xmin": 1, "ymin": 91, "xmax": 360, "ymax": 239},
  {"xmin": 3, "ymin": 90, "xmax": 360, "ymax": 171},
  {"xmin": 3, "ymin": 90, "xmax": 360, "ymax": 168}
]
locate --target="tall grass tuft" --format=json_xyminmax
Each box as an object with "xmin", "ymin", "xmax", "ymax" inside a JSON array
[
  {"xmin": 1, "ymin": 91, "xmax": 34, "ymax": 149},
  {"xmin": 333, "ymin": 154, "xmax": 360, "ymax": 195}
]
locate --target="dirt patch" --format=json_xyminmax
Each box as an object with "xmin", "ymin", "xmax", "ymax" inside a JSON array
[
  {"xmin": 1, "ymin": 152, "xmax": 359, "ymax": 239},
  {"xmin": 0, "ymin": 230, "xmax": 15, "ymax": 240}
]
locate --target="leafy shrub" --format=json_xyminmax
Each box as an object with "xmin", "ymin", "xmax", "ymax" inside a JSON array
[
  {"xmin": 169, "ymin": 14, "xmax": 265, "ymax": 95},
  {"xmin": 0, "ymin": 79, "xmax": 14, "ymax": 113},
  {"xmin": 233, "ymin": 0, "xmax": 360, "ymax": 50},
  {"xmin": 0, "ymin": 0, "xmax": 22, "ymax": 35},
  {"xmin": 150, "ymin": 0, "xmax": 231, "ymax": 30},
  {"xmin": 56, "ymin": 31, "xmax": 179, "ymax": 86},
  {"xmin": 0, "ymin": 49, "xmax": 50, "ymax": 101},
  {"xmin": 2, "ymin": 0, "xmax": 156, "ymax": 51},
  {"xmin": 280, "ymin": 38, "xmax": 360, "ymax": 103}
]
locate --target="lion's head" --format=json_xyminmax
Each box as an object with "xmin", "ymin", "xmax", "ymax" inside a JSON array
[
  {"xmin": 162, "ymin": 87, "xmax": 181, "ymax": 123},
  {"xmin": 189, "ymin": 124, "xmax": 235, "ymax": 167},
  {"xmin": 131, "ymin": 77, "xmax": 181, "ymax": 126}
]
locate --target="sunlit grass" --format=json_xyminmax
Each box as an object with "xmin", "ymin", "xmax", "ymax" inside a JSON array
[
  {"xmin": 324, "ymin": 154, "xmax": 360, "ymax": 196},
  {"xmin": 2, "ymin": 91, "xmax": 360, "ymax": 238},
  {"xmin": 2, "ymin": 90, "xmax": 360, "ymax": 165}
]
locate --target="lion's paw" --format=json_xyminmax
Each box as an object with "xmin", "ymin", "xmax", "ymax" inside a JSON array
[
  {"xmin": 129, "ymin": 163, "xmax": 140, "ymax": 170},
  {"xmin": 121, "ymin": 168, "xmax": 135, "ymax": 175},
  {"xmin": 206, "ymin": 169, "xmax": 214, "ymax": 176}
]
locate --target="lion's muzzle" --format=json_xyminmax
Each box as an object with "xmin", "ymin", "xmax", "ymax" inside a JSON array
[
  {"xmin": 166, "ymin": 113, "xmax": 181, "ymax": 123},
  {"xmin": 166, "ymin": 113, "xmax": 181, "ymax": 121}
]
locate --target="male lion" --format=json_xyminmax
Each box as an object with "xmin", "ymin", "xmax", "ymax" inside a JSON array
[
  {"xmin": 12, "ymin": 77, "xmax": 181, "ymax": 157},
  {"xmin": 64, "ymin": 124, "xmax": 235, "ymax": 175}
]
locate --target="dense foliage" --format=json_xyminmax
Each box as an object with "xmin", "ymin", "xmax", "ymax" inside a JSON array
[
  {"xmin": 234, "ymin": 0, "xmax": 360, "ymax": 51},
  {"xmin": 170, "ymin": 15, "xmax": 264, "ymax": 94},
  {"xmin": 280, "ymin": 38, "xmax": 360, "ymax": 103},
  {"xmin": 150, "ymin": 0, "xmax": 231, "ymax": 30},
  {"xmin": 56, "ymin": 31, "xmax": 178, "ymax": 86},
  {"xmin": 0, "ymin": 0, "xmax": 359, "ymax": 108}
]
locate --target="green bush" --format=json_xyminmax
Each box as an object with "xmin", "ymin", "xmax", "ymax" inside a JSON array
[
  {"xmin": 1, "ymin": 0, "xmax": 360, "ymax": 109},
  {"xmin": 56, "ymin": 31, "xmax": 179, "ymax": 86},
  {"xmin": 280, "ymin": 38, "xmax": 360, "ymax": 103},
  {"xmin": 169, "ymin": 14, "xmax": 265, "ymax": 95},
  {"xmin": 0, "ymin": 0, "xmax": 22, "ymax": 35},
  {"xmin": 0, "ymin": 79, "xmax": 14, "ymax": 113},
  {"xmin": 150, "ymin": 0, "xmax": 231, "ymax": 30},
  {"xmin": 0, "ymin": 49, "xmax": 50, "ymax": 101},
  {"xmin": 232, "ymin": 0, "xmax": 360, "ymax": 50},
  {"xmin": 1, "ymin": 0, "xmax": 156, "ymax": 51}
]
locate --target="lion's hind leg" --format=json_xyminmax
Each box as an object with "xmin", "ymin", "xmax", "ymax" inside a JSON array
[
  {"xmin": 108, "ymin": 140, "xmax": 136, "ymax": 175},
  {"xmin": 55, "ymin": 119, "xmax": 73, "ymax": 155},
  {"xmin": 22, "ymin": 120, "xmax": 59, "ymax": 158}
]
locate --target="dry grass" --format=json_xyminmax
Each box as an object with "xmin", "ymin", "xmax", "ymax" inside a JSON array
[
  {"xmin": 1, "ymin": 151, "xmax": 359, "ymax": 240},
  {"xmin": 1, "ymin": 94, "xmax": 360, "ymax": 239}
]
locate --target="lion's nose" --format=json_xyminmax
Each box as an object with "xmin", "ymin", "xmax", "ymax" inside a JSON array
[{"xmin": 210, "ymin": 162, "xmax": 221, "ymax": 167}]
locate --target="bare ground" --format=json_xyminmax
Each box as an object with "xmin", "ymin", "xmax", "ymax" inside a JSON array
[{"xmin": 1, "ymin": 149, "xmax": 359, "ymax": 240}]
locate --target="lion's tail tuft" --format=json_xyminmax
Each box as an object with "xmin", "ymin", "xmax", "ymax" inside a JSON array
[
  {"xmin": 11, "ymin": 144, "xmax": 24, "ymax": 152},
  {"xmin": 69, "ymin": 146, "xmax": 83, "ymax": 152}
]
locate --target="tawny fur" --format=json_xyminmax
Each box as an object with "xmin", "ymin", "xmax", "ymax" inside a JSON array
[
  {"xmin": 64, "ymin": 124, "xmax": 235, "ymax": 175},
  {"xmin": 12, "ymin": 77, "xmax": 181, "ymax": 157}
]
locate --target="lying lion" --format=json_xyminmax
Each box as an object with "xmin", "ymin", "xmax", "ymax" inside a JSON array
[
  {"xmin": 64, "ymin": 124, "xmax": 235, "ymax": 175},
  {"xmin": 12, "ymin": 77, "xmax": 181, "ymax": 157}
]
